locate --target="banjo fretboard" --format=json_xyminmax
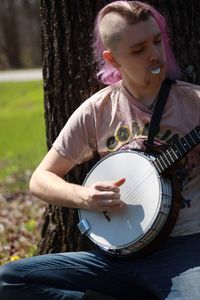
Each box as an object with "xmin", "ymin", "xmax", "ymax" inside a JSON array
[{"xmin": 153, "ymin": 125, "xmax": 200, "ymax": 174}]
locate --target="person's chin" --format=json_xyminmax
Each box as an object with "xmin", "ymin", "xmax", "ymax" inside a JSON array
[
  {"xmin": 145, "ymin": 69, "xmax": 166, "ymax": 85},
  {"xmin": 144, "ymin": 74, "xmax": 162, "ymax": 86}
]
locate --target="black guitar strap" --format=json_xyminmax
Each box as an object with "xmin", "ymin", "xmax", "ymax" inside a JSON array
[{"xmin": 144, "ymin": 78, "xmax": 176, "ymax": 150}]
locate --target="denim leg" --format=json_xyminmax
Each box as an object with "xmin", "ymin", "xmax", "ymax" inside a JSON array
[
  {"xmin": 1, "ymin": 233, "xmax": 200, "ymax": 300},
  {"xmin": 0, "ymin": 252, "xmax": 89, "ymax": 300},
  {"xmin": 138, "ymin": 233, "xmax": 200, "ymax": 299},
  {"xmin": 0, "ymin": 250, "xmax": 161, "ymax": 300},
  {"xmin": 166, "ymin": 267, "xmax": 200, "ymax": 300}
]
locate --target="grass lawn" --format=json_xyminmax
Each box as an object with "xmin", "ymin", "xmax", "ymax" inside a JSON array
[
  {"xmin": 0, "ymin": 80, "xmax": 47, "ymax": 265},
  {"xmin": 0, "ymin": 80, "xmax": 47, "ymax": 192}
]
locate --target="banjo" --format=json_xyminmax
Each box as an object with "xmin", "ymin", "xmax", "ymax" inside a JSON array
[{"xmin": 78, "ymin": 125, "xmax": 200, "ymax": 257}]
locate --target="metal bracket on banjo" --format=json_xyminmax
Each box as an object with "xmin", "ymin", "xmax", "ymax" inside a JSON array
[{"xmin": 78, "ymin": 218, "xmax": 91, "ymax": 235}]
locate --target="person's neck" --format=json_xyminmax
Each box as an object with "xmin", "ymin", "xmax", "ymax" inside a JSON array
[{"xmin": 122, "ymin": 79, "xmax": 162, "ymax": 108}]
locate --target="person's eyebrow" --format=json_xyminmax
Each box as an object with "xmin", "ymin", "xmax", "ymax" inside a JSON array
[{"xmin": 129, "ymin": 32, "xmax": 162, "ymax": 49}]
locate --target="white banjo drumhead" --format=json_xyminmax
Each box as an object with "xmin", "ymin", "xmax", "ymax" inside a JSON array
[{"xmin": 79, "ymin": 151, "xmax": 161, "ymax": 250}]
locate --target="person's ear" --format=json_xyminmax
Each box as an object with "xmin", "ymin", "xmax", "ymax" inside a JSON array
[{"xmin": 103, "ymin": 50, "xmax": 121, "ymax": 68}]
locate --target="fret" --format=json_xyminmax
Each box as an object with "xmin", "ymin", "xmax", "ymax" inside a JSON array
[
  {"xmin": 154, "ymin": 149, "xmax": 174, "ymax": 172},
  {"xmin": 167, "ymin": 147, "xmax": 179, "ymax": 161},
  {"xmin": 180, "ymin": 136, "xmax": 191, "ymax": 152},
  {"xmin": 191, "ymin": 127, "xmax": 200, "ymax": 143},
  {"xmin": 184, "ymin": 136, "xmax": 192, "ymax": 147},
  {"xmin": 173, "ymin": 142, "xmax": 184, "ymax": 157},
  {"xmin": 161, "ymin": 152, "xmax": 172, "ymax": 166},
  {"xmin": 153, "ymin": 160, "xmax": 163, "ymax": 173},
  {"xmin": 186, "ymin": 133, "xmax": 196, "ymax": 146},
  {"xmin": 159, "ymin": 154, "xmax": 168, "ymax": 169},
  {"xmin": 154, "ymin": 125, "xmax": 200, "ymax": 174},
  {"xmin": 194, "ymin": 126, "xmax": 200, "ymax": 137},
  {"xmin": 190, "ymin": 131, "xmax": 199, "ymax": 144},
  {"xmin": 164, "ymin": 147, "xmax": 178, "ymax": 163},
  {"xmin": 195, "ymin": 126, "xmax": 200, "ymax": 137}
]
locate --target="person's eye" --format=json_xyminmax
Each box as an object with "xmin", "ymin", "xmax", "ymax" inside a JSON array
[
  {"xmin": 154, "ymin": 38, "xmax": 162, "ymax": 45},
  {"xmin": 131, "ymin": 47, "xmax": 144, "ymax": 54}
]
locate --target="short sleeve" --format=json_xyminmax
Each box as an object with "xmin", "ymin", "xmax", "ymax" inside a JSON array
[{"xmin": 53, "ymin": 99, "xmax": 97, "ymax": 165}]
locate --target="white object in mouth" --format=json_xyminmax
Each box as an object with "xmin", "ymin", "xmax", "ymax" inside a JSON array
[{"xmin": 150, "ymin": 67, "xmax": 161, "ymax": 74}]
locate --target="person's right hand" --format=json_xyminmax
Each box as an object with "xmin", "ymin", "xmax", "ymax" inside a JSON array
[{"xmin": 82, "ymin": 178, "xmax": 126, "ymax": 212}]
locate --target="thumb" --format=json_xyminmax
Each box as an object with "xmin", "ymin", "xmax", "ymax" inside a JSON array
[{"xmin": 114, "ymin": 178, "xmax": 126, "ymax": 187}]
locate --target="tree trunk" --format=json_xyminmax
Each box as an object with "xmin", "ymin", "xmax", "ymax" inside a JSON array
[
  {"xmin": 38, "ymin": 0, "xmax": 200, "ymax": 254},
  {"xmin": 149, "ymin": 0, "xmax": 200, "ymax": 83},
  {"xmin": 38, "ymin": 0, "xmax": 110, "ymax": 254},
  {"xmin": 0, "ymin": 0, "xmax": 22, "ymax": 68}
]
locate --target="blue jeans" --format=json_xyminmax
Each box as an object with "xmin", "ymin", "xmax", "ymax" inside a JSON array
[{"xmin": 0, "ymin": 233, "xmax": 200, "ymax": 300}]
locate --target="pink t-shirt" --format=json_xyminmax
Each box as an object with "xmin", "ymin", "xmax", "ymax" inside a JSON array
[{"xmin": 53, "ymin": 80, "xmax": 200, "ymax": 236}]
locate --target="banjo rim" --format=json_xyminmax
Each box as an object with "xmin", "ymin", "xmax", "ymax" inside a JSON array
[{"xmin": 78, "ymin": 150, "xmax": 180, "ymax": 257}]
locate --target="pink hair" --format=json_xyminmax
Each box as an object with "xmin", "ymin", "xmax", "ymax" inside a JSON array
[{"xmin": 92, "ymin": 1, "xmax": 181, "ymax": 85}]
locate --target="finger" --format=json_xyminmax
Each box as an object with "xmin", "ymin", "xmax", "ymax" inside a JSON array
[
  {"xmin": 96, "ymin": 178, "xmax": 126, "ymax": 191},
  {"xmin": 114, "ymin": 178, "xmax": 126, "ymax": 187},
  {"xmin": 101, "ymin": 198, "xmax": 122, "ymax": 207},
  {"xmin": 102, "ymin": 202, "xmax": 125, "ymax": 212},
  {"xmin": 96, "ymin": 192, "xmax": 121, "ymax": 203},
  {"xmin": 95, "ymin": 182, "xmax": 119, "ymax": 192},
  {"xmin": 97, "ymin": 191, "xmax": 121, "ymax": 200}
]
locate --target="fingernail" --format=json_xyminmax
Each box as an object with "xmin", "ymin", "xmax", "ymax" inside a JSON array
[{"xmin": 115, "ymin": 178, "xmax": 126, "ymax": 187}]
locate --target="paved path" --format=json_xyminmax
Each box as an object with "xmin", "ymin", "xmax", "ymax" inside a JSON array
[{"xmin": 0, "ymin": 68, "xmax": 42, "ymax": 82}]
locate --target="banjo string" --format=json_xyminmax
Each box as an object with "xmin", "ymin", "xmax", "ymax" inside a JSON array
[
  {"xmin": 121, "ymin": 165, "xmax": 153, "ymax": 193},
  {"xmin": 120, "ymin": 167, "xmax": 156, "ymax": 204},
  {"xmin": 123, "ymin": 175, "xmax": 156, "ymax": 204}
]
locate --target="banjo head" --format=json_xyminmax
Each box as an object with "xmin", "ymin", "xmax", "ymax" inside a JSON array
[{"xmin": 78, "ymin": 151, "xmax": 172, "ymax": 256}]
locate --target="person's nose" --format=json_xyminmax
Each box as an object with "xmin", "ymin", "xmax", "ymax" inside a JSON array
[{"xmin": 148, "ymin": 43, "xmax": 161, "ymax": 62}]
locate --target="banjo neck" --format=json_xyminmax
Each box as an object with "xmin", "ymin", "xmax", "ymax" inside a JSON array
[{"xmin": 153, "ymin": 125, "xmax": 200, "ymax": 174}]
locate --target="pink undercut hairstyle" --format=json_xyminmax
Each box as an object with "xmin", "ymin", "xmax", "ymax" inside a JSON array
[{"xmin": 92, "ymin": 1, "xmax": 181, "ymax": 85}]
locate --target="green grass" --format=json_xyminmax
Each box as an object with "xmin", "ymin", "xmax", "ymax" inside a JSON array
[{"xmin": 0, "ymin": 81, "xmax": 47, "ymax": 192}]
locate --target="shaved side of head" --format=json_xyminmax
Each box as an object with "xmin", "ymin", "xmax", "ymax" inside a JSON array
[
  {"xmin": 98, "ymin": 2, "xmax": 151, "ymax": 53},
  {"xmin": 99, "ymin": 12, "xmax": 127, "ymax": 51}
]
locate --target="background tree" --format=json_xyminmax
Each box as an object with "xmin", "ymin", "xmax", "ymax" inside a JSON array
[
  {"xmin": 38, "ymin": 0, "xmax": 200, "ymax": 254},
  {"xmin": 0, "ymin": 0, "xmax": 41, "ymax": 69},
  {"xmin": 0, "ymin": 0, "xmax": 22, "ymax": 69}
]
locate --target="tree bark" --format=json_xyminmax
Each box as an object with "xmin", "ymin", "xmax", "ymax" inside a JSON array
[
  {"xmin": 149, "ymin": 0, "xmax": 200, "ymax": 83},
  {"xmin": 38, "ymin": 0, "xmax": 200, "ymax": 254},
  {"xmin": 0, "ymin": 0, "xmax": 22, "ymax": 68},
  {"xmin": 38, "ymin": 0, "xmax": 110, "ymax": 253}
]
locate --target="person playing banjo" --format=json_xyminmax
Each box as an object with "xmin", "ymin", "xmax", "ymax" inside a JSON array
[{"xmin": 1, "ymin": 1, "xmax": 200, "ymax": 299}]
